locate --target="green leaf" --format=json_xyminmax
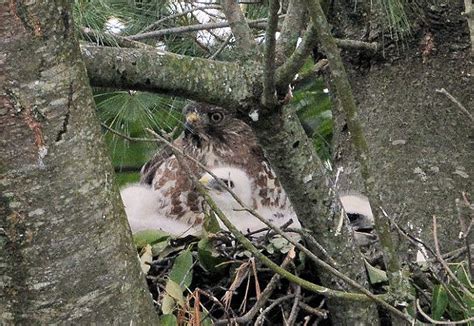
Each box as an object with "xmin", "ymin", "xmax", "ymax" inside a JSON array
[
  {"xmin": 161, "ymin": 294, "xmax": 176, "ymax": 315},
  {"xmin": 198, "ymin": 237, "xmax": 224, "ymax": 272},
  {"xmin": 169, "ymin": 249, "xmax": 193, "ymax": 289},
  {"xmin": 151, "ymin": 240, "xmax": 171, "ymax": 257},
  {"xmin": 364, "ymin": 260, "xmax": 388, "ymax": 284},
  {"xmin": 160, "ymin": 314, "xmax": 178, "ymax": 326},
  {"xmin": 432, "ymin": 285, "xmax": 449, "ymax": 320},
  {"xmin": 200, "ymin": 309, "xmax": 214, "ymax": 326},
  {"xmin": 133, "ymin": 229, "xmax": 170, "ymax": 249},
  {"xmin": 203, "ymin": 211, "xmax": 221, "ymax": 234},
  {"xmin": 165, "ymin": 279, "xmax": 185, "ymax": 307}
]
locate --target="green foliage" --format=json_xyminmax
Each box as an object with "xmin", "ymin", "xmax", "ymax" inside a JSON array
[
  {"xmin": 159, "ymin": 314, "xmax": 178, "ymax": 326},
  {"xmin": 429, "ymin": 262, "xmax": 474, "ymax": 324},
  {"xmin": 374, "ymin": 0, "xmax": 411, "ymax": 40},
  {"xmin": 431, "ymin": 285, "xmax": 449, "ymax": 320},
  {"xmin": 94, "ymin": 90, "xmax": 185, "ymax": 175},
  {"xmin": 290, "ymin": 62, "xmax": 332, "ymax": 160},
  {"xmin": 169, "ymin": 249, "xmax": 194, "ymax": 289},
  {"xmin": 133, "ymin": 229, "xmax": 171, "ymax": 249}
]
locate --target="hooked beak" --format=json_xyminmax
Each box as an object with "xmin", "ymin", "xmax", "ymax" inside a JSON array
[
  {"xmin": 186, "ymin": 112, "xmax": 200, "ymax": 125},
  {"xmin": 184, "ymin": 112, "xmax": 200, "ymax": 138}
]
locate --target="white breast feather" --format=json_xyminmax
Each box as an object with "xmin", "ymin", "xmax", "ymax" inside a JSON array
[
  {"xmin": 202, "ymin": 167, "xmax": 302, "ymax": 234},
  {"xmin": 120, "ymin": 184, "xmax": 199, "ymax": 236}
]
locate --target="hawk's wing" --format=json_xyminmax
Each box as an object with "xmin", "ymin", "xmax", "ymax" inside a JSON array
[{"xmin": 140, "ymin": 136, "xmax": 185, "ymax": 185}]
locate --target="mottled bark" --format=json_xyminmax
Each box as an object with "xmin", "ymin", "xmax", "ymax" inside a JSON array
[
  {"xmin": 0, "ymin": 2, "xmax": 158, "ymax": 324},
  {"xmin": 81, "ymin": 45, "xmax": 261, "ymax": 109},
  {"xmin": 331, "ymin": 1, "xmax": 473, "ymax": 259},
  {"xmin": 221, "ymin": 0, "xmax": 256, "ymax": 58},
  {"xmin": 253, "ymin": 109, "xmax": 380, "ymax": 325},
  {"xmin": 275, "ymin": 0, "xmax": 307, "ymax": 66}
]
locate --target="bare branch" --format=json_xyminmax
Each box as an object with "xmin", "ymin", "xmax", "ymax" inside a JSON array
[
  {"xmin": 81, "ymin": 28, "xmax": 151, "ymax": 49},
  {"xmin": 128, "ymin": 17, "xmax": 274, "ymax": 41},
  {"xmin": 139, "ymin": 4, "xmax": 221, "ymax": 33},
  {"xmin": 304, "ymin": 0, "xmax": 405, "ymax": 295},
  {"xmin": 275, "ymin": 23, "xmax": 317, "ymax": 88},
  {"xmin": 275, "ymin": 25, "xmax": 379, "ymax": 88},
  {"xmin": 435, "ymin": 88, "xmax": 474, "ymax": 123},
  {"xmin": 262, "ymin": 0, "xmax": 280, "ymax": 107},
  {"xmin": 275, "ymin": 0, "xmax": 306, "ymax": 65},
  {"xmin": 287, "ymin": 285, "xmax": 302, "ymax": 326},
  {"xmin": 254, "ymin": 294, "xmax": 295, "ymax": 325},
  {"xmin": 221, "ymin": 0, "xmax": 256, "ymax": 57},
  {"xmin": 100, "ymin": 123, "xmax": 158, "ymax": 142},
  {"xmin": 298, "ymin": 301, "xmax": 328, "ymax": 318},
  {"xmin": 208, "ymin": 33, "xmax": 233, "ymax": 59}
]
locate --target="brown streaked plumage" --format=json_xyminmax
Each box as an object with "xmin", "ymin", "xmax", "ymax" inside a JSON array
[{"xmin": 138, "ymin": 102, "xmax": 301, "ymax": 235}]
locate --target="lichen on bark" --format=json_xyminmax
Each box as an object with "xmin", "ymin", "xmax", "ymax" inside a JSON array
[{"xmin": 0, "ymin": 2, "xmax": 158, "ymax": 323}]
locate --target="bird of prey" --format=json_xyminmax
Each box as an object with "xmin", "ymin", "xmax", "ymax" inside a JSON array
[
  {"xmin": 199, "ymin": 166, "xmax": 301, "ymax": 234},
  {"xmin": 134, "ymin": 102, "xmax": 301, "ymax": 236}
]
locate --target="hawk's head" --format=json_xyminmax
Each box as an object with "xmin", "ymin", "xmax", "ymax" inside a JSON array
[{"xmin": 183, "ymin": 102, "xmax": 247, "ymax": 148}]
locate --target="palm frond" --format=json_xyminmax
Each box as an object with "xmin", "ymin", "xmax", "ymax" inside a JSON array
[{"xmin": 374, "ymin": 0, "xmax": 411, "ymax": 40}]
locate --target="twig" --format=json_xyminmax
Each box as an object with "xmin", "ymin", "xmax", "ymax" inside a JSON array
[
  {"xmin": 81, "ymin": 27, "xmax": 151, "ymax": 50},
  {"xmin": 433, "ymin": 215, "xmax": 474, "ymax": 297},
  {"xmin": 261, "ymin": 0, "xmax": 280, "ymax": 107},
  {"xmin": 208, "ymin": 34, "xmax": 233, "ymax": 60},
  {"xmin": 254, "ymin": 294, "xmax": 295, "ymax": 325},
  {"xmin": 298, "ymin": 301, "xmax": 328, "ymax": 318},
  {"xmin": 100, "ymin": 123, "xmax": 158, "ymax": 142},
  {"xmin": 386, "ymin": 210, "xmax": 468, "ymax": 309},
  {"xmin": 145, "ymin": 128, "xmax": 413, "ymax": 321},
  {"xmin": 457, "ymin": 194, "xmax": 473, "ymax": 278},
  {"xmin": 215, "ymin": 251, "xmax": 295, "ymax": 325},
  {"xmin": 284, "ymin": 227, "xmax": 338, "ymax": 268},
  {"xmin": 139, "ymin": 5, "xmax": 221, "ymax": 33},
  {"xmin": 287, "ymin": 285, "xmax": 302, "ymax": 326},
  {"xmin": 128, "ymin": 17, "xmax": 279, "ymax": 41},
  {"xmin": 194, "ymin": 288, "xmax": 234, "ymax": 324},
  {"xmin": 416, "ymin": 299, "xmax": 474, "ymax": 325},
  {"xmin": 435, "ymin": 88, "xmax": 474, "ymax": 123}
]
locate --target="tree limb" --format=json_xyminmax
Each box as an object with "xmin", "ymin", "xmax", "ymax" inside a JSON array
[
  {"xmin": 221, "ymin": 0, "xmax": 256, "ymax": 58},
  {"xmin": 138, "ymin": 4, "xmax": 221, "ymax": 34},
  {"xmin": 262, "ymin": 0, "xmax": 280, "ymax": 107},
  {"xmin": 128, "ymin": 17, "xmax": 273, "ymax": 41},
  {"xmin": 275, "ymin": 0, "xmax": 307, "ymax": 66},
  {"xmin": 304, "ymin": 0, "xmax": 406, "ymax": 296},
  {"xmin": 275, "ymin": 23, "xmax": 318, "ymax": 88},
  {"xmin": 81, "ymin": 45, "xmax": 260, "ymax": 109}
]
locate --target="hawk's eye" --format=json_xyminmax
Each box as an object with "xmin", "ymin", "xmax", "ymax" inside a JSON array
[{"xmin": 209, "ymin": 112, "xmax": 224, "ymax": 124}]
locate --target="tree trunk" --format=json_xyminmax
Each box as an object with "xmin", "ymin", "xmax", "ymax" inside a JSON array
[
  {"xmin": 331, "ymin": 0, "xmax": 472, "ymax": 261},
  {"xmin": 0, "ymin": 2, "xmax": 158, "ymax": 323},
  {"xmin": 253, "ymin": 109, "xmax": 380, "ymax": 324}
]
